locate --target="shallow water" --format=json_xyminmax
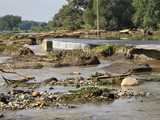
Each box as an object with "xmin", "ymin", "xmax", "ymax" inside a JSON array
[
  {"xmin": 11, "ymin": 60, "xmax": 111, "ymax": 82},
  {"xmin": 0, "ymin": 56, "xmax": 11, "ymax": 64},
  {"xmin": 0, "ymin": 47, "xmax": 160, "ymax": 120},
  {"xmin": 2, "ymin": 81, "xmax": 160, "ymax": 120},
  {"xmin": 0, "ymin": 56, "xmax": 110, "ymax": 93}
]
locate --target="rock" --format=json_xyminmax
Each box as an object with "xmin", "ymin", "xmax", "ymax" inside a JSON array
[
  {"xmin": 10, "ymin": 89, "xmax": 31, "ymax": 95},
  {"xmin": 91, "ymin": 72, "xmax": 104, "ymax": 77},
  {"xmin": 70, "ymin": 72, "xmax": 81, "ymax": 75},
  {"xmin": 67, "ymin": 105, "xmax": 77, "ymax": 109},
  {"xmin": 43, "ymin": 77, "xmax": 58, "ymax": 84},
  {"xmin": 85, "ymin": 56, "xmax": 100, "ymax": 65},
  {"xmin": 121, "ymin": 76, "xmax": 139, "ymax": 86},
  {"xmin": 145, "ymin": 92, "xmax": 151, "ymax": 97},
  {"xmin": 72, "ymin": 56, "xmax": 100, "ymax": 66},
  {"xmin": 102, "ymin": 92, "xmax": 116, "ymax": 99},
  {"xmin": 139, "ymin": 91, "xmax": 146, "ymax": 96},
  {"xmin": 19, "ymin": 47, "xmax": 35, "ymax": 56},
  {"xmin": 76, "ymin": 84, "xmax": 81, "ymax": 88},
  {"xmin": 0, "ymin": 113, "xmax": 4, "ymax": 118},
  {"xmin": 132, "ymin": 64, "xmax": 152, "ymax": 73},
  {"xmin": 49, "ymin": 87, "xmax": 54, "ymax": 90},
  {"xmin": 134, "ymin": 54, "xmax": 153, "ymax": 60},
  {"xmin": 130, "ymin": 45, "xmax": 160, "ymax": 60},
  {"xmin": 32, "ymin": 91, "xmax": 40, "ymax": 97},
  {"xmin": 0, "ymin": 93, "xmax": 10, "ymax": 104}
]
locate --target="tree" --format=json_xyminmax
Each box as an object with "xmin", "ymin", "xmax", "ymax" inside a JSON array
[
  {"xmin": 83, "ymin": 0, "xmax": 96, "ymax": 29},
  {"xmin": 49, "ymin": 0, "xmax": 160, "ymax": 31},
  {"xmin": 19, "ymin": 20, "xmax": 47, "ymax": 31},
  {"xmin": 133, "ymin": 0, "xmax": 160, "ymax": 29},
  {"xmin": 0, "ymin": 15, "xmax": 21, "ymax": 31},
  {"xmin": 49, "ymin": 0, "xmax": 85, "ymax": 30},
  {"xmin": 83, "ymin": 0, "xmax": 133, "ymax": 30}
]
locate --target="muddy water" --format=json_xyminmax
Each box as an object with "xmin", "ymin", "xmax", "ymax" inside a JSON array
[
  {"xmin": 0, "ymin": 56, "xmax": 12, "ymax": 93},
  {"xmin": 0, "ymin": 60, "xmax": 111, "ymax": 94},
  {"xmin": 12, "ymin": 60, "xmax": 111, "ymax": 82},
  {"xmin": 0, "ymin": 56, "xmax": 110, "ymax": 93}
]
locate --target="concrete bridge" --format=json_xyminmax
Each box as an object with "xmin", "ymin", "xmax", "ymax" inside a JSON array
[
  {"xmin": 42, "ymin": 38, "xmax": 91, "ymax": 51},
  {"xmin": 42, "ymin": 38, "xmax": 160, "ymax": 51}
]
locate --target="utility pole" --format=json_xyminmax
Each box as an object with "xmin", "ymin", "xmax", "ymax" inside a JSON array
[{"xmin": 96, "ymin": 0, "xmax": 100, "ymax": 37}]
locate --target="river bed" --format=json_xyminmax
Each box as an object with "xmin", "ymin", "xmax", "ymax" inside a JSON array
[
  {"xmin": 2, "ymin": 81, "xmax": 160, "ymax": 120},
  {"xmin": 0, "ymin": 43, "xmax": 160, "ymax": 120}
]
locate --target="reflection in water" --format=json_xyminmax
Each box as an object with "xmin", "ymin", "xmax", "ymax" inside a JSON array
[{"xmin": 0, "ymin": 56, "xmax": 11, "ymax": 63}]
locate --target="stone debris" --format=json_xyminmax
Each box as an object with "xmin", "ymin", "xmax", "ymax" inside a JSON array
[{"xmin": 121, "ymin": 76, "xmax": 139, "ymax": 86}]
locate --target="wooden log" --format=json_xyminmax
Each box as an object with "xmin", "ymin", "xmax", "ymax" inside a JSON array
[
  {"xmin": 1, "ymin": 75, "xmax": 35, "ymax": 85},
  {"xmin": 0, "ymin": 69, "xmax": 16, "ymax": 73},
  {"xmin": 0, "ymin": 69, "xmax": 35, "ymax": 80},
  {"xmin": 96, "ymin": 73, "xmax": 131, "ymax": 81}
]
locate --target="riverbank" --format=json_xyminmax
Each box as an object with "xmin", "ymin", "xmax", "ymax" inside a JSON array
[
  {"xmin": 0, "ymin": 52, "xmax": 160, "ymax": 111},
  {"xmin": 1, "ymin": 30, "xmax": 160, "ymax": 42},
  {"xmin": 0, "ymin": 34, "xmax": 160, "ymax": 119},
  {"xmin": 0, "ymin": 59, "xmax": 160, "ymax": 119}
]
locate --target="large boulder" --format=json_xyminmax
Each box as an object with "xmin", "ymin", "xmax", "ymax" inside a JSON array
[
  {"xmin": 0, "ymin": 93, "xmax": 10, "ymax": 104},
  {"xmin": 121, "ymin": 76, "xmax": 139, "ymax": 86},
  {"xmin": 130, "ymin": 45, "xmax": 160, "ymax": 60},
  {"xmin": 132, "ymin": 64, "xmax": 152, "ymax": 73}
]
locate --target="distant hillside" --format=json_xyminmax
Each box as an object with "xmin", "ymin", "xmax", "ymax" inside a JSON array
[{"xmin": 0, "ymin": 15, "xmax": 47, "ymax": 32}]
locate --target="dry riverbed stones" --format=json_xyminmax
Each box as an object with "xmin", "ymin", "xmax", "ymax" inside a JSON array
[{"xmin": 0, "ymin": 85, "xmax": 150, "ymax": 112}]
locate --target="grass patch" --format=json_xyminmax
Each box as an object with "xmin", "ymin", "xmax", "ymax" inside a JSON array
[
  {"xmin": 0, "ymin": 44, "xmax": 21, "ymax": 53},
  {"xmin": 91, "ymin": 45, "xmax": 114, "ymax": 57},
  {"xmin": 0, "ymin": 33, "xmax": 15, "ymax": 40}
]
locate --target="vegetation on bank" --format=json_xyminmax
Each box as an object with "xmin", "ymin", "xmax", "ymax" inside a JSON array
[
  {"xmin": 1, "ymin": 0, "xmax": 160, "ymax": 33},
  {"xmin": 0, "ymin": 44, "xmax": 21, "ymax": 53},
  {"xmin": 0, "ymin": 15, "xmax": 48, "ymax": 32},
  {"xmin": 91, "ymin": 45, "xmax": 114, "ymax": 57},
  {"xmin": 49, "ymin": 0, "xmax": 160, "ymax": 31}
]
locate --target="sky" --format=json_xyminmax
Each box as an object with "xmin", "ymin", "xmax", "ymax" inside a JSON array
[{"xmin": 0, "ymin": 0, "xmax": 66, "ymax": 22}]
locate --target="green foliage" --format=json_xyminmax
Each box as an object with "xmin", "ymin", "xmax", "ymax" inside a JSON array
[
  {"xmin": 0, "ymin": 44, "xmax": 21, "ymax": 53},
  {"xmin": 0, "ymin": 15, "xmax": 48, "ymax": 32},
  {"xmin": 19, "ymin": 20, "xmax": 47, "ymax": 31},
  {"xmin": 49, "ymin": 0, "xmax": 133, "ymax": 30},
  {"xmin": 49, "ymin": 0, "xmax": 84, "ymax": 30},
  {"xmin": 91, "ymin": 45, "xmax": 114, "ymax": 57},
  {"xmin": 1, "ymin": 0, "xmax": 160, "ymax": 31},
  {"xmin": 133, "ymin": 0, "xmax": 160, "ymax": 29},
  {"xmin": 0, "ymin": 15, "xmax": 22, "ymax": 31},
  {"xmin": 49, "ymin": 0, "xmax": 160, "ymax": 31},
  {"xmin": 92, "ymin": 45, "xmax": 114, "ymax": 53}
]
